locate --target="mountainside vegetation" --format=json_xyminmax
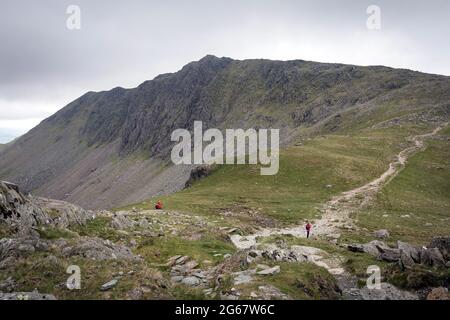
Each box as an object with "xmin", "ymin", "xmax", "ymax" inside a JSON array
[{"xmin": 0, "ymin": 55, "xmax": 449, "ymax": 209}]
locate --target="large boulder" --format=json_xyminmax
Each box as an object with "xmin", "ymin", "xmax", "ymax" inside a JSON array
[
  {"xmin": 0, "ymin": 181, "xmax": 95, "ymax": 235},
  {"xmin": 399, "ymin": 251, "xmax": 416, "ymax": 270},
  {"xmin": 397, "ymin": 241, "xmax": 420, "ymax": 263},
  {"xmin": 377, "ymin": 246, "xmax": 401, "ymax": 262},
  {"xmin": 36, "ymin": 197, "xmax": 96, "ymax": 228},
  {"xmin": 0, "ymin": 181, "xmax": 49, "ymax": 235},
  {"xmin": 420, "ymin": 247, "xmax": 446, "ymax": 267},
  {"xmin": 347, "ymin": 240, "xmax": 389, "ymax": 257},
  {"xmin": 429, "ymin": 237, "xmax": 450, "ymax": 261}
]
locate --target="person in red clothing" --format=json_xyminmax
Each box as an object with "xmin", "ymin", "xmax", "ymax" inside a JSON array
[
  {"xmin": 155, "ymin": 200, "xmax": 163, "ymax": 210},
  {"xmin": 305, "ymin": 221, "xmax": 312, "ymax": 238}
]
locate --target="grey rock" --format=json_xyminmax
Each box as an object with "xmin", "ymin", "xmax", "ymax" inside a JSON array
[
  {"xmin": 100, "ymin": 279, "xmax": 118, "ymax": 291},
  {"xmin": 377, "ymin": 247, "xmax": 401, "ymax": 262},
  {"xmin": 0, "ymin": 290, "xmax": 56, "ymax": 300},
  {"xmin": 110, "ymin": 214, "xmax": 135, "ymax": 230},
  {"xmin": 233, "ymin": 272, "xmax": 254, "ymax": 285},
  {"xmin": 171, "ymin": 276, "xmax": 184, "ymax": 283},
  {"xmin": 348, "ymin": 240, "xmax": 388, "ymax": 257},
  {"xmin": 184, "ymin": 260, "xmax": 199, "ymax": 270},
  {"xmin": 429, "ymin": 237, "xmax": 450, "ymax": 260},
  {"xmin": 364, "ymin": 240, "xmax": 389, "ymax": 256},
  {"xmin": 181, "ymin": 276, "xmax": 201, "ymax": 287},
  {"xmin": 257, "ymin": 266, "xmax": 280, "ymax": 275},
  {"xmin": 399, "ymin": 252, "xmax": 416, "ymax": 270},
  {"xmin": 397, "ymin": 241, "xmax": 420, "ymax": 263},
  {"xmin": 359, "ymin": 283, "xmax": 418, "ymax": 300},
  {"xmin": 420, "ymin": 247, "xmax": 445, "ymax": 267},
  {"xmin": 62, "ymin": 237, "xmax": 140, "ymax": 261},
  {"xmin": 175, "ymin": 256, "xmax": 189, "ymax": 265},
  {"xmin": 373, "ymin": 229, "xmax": 390, "ymax": 239},
  {"xmin": 35, "ymin": 240, "xmax": 49, "ymax": 252},
  {"xmin": 18, "ymin": 244, "xmax": 35, "ymax": 254}
]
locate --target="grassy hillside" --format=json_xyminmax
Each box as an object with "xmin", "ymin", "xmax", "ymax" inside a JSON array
[
  {"xmin": 1, "ymin": 56, "xmax": 449, "ymax": 210},
  {"xmin": 353, "ymin": 126, "xmax": 450, "ymax": 244},
  {"xmin": 122, "ymin": 123, "xmax": 444, "ymax": 238}
]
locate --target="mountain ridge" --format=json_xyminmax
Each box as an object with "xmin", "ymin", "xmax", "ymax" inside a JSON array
[{"xmin": 0, "ymin": 55, "xmax": 449, "ymax": 209}]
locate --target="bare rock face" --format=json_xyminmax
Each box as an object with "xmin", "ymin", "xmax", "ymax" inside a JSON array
[
  {"xmin": 185, "ymin": 165, "xmax": 215, "ymax": 188},
  {"xmin": 0, "ymin": 181, "xmax": 49, "ymax": 235},
  {"xmin": 347, "ymin": 240, "xmax": 389, "ymax": 257},
  {"xmin": 429, "ymin": 237, "xmax": 450, "ymax": 261},
  {"xmin": 0, "ymin": 181, "xmax": 94, "ymax": 235},
  {"xmin": 419, "ymin": 247, "xmax": 446, "ymax": 267},
  {"xmin": 398, "ymin": 241, "xmax": 420, "ymax": 263},
  {"xmin": 35, "ymin": 197, "xmax": 96, "ymax": 228},
  {"xmin": 377, "ymin": 246, "xmax": 401, "ymax": 262}
]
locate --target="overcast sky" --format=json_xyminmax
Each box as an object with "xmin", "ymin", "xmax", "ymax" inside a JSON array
[{"xmin": 0, "ymin": 0, "xmax": 449, "ymax": 143}]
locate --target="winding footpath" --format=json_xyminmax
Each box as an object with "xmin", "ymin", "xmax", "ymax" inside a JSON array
[
  {"xmin": 230, "ymin": 125, "xmax": 444, "ymax": 249},
  {"xmin": 229, "ymin": 125, "xmax": 445, "ymax": 299}
]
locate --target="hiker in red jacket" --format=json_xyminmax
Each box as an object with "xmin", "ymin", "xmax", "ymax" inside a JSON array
[
  {"xmin": 305, "ymin": 221, "xmax": 312, "ymax": 238},
  {"xmin": 155, "ymin": 200, "xmax": 163, "ymax": 210}
]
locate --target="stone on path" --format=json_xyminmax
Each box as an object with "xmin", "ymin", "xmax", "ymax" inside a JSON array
[
  {"xmin": 101, "ymin": 279, "xmax": 118, "ymax": 291},
  {"xmin": 257, "ymin": 266, "xmax": 280, "ymax": 275}
]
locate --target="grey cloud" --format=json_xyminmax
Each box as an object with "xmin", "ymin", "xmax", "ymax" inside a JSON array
[{"xmin": 0, "ymin": 0, "xmax": 449, "ymax": 142}]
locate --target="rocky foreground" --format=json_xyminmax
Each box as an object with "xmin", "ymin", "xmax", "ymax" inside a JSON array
[{"xmin": 0, "ymin": 181, "xmax": 449, "ymax": 300}]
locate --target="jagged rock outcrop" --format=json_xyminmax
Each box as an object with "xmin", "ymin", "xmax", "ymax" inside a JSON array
[
  {"xmin": 347, "ymin": 237, "xmax": 450, "ymax": 268},
  {"xmin": 35, "ymin": 197, "xmax": 96, "ymax": 228},
  {"xmin": 429, "ymin": 237, "xmax": 450, "ymax": 260},
  {"xmin": 0, "ymin": 181, "xmax": 50, "ymax": 235},
  {"xmin": 185, "ymin": 165, "xmax": 215, "ymax": 188},
  {"xmin": 0, "ymin": 181, "xmax": 95, "ymax": 236}
]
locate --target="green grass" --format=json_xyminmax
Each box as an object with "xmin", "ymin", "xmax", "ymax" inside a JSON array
[
  {"xmin": 135, "ymin": 234, "xmax": 236, "ymax": 268},
  {"xmin": 354, "ymin": 127, "xmax": 450, "ymax": 244},
  {"xmin": 257, "ymin": 234, "xmax": 391, "ymax": 283},
  {"xmin": 232, "ymin": 261, "xmax": 341, "ymax": 300},
  {"xmin": 265, "ymin": 262, "xmax": 340, "ymax": 299},
  {"xmin": 124, "ymin": 127, "xmax": 415, "ymax": 227},
  {"xmin": 37, "ymin": 227, "xmax": 77, "ymax": 240},
  {"xmin": 71, "ymin": 217, "xmax": 122, "ymax": 242}
]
